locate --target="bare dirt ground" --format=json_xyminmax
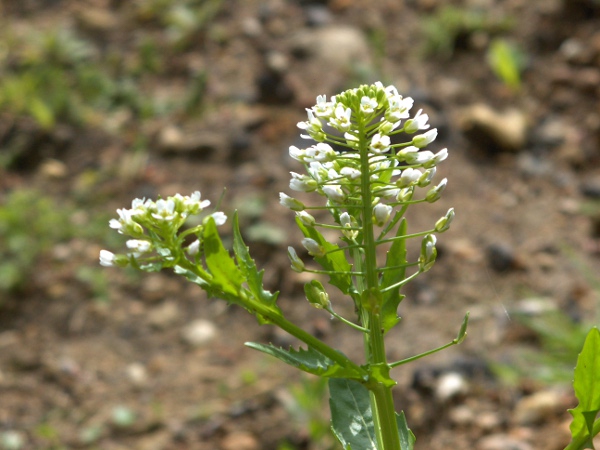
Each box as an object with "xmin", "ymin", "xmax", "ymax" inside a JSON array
[{"xmin": 1, "ymin": 0, "xmax": 600, "ymax": 449}]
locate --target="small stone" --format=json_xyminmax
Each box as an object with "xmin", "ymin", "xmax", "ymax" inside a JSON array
[
  {"xmin": 448, "ymin": 404, "xmax": 475, "ymax": 426},
  {"xmin": 475, "ymin": 411, "xmax": 503, "ymax": 431},
  {"xmin": 486, "ymin": 243, "xmax": 519, "ymax": 273},
  {"xmin": 513, "ymin": 390, "xmax": 564, "ymax": 425},
  {"xmin": 459, "ymin": 104, "xmax": 528, "ymax": 153},
  {"xmin": 180, "ymin": 319, "xmax": 217, "ymax": 347},
  {"xmin": 435, "ymin": 372, "xmax": 469, "ymax": 402},
  {"xmin": 156, "ymin": 125, "xmax": 222, "ymax": 155},
  {"xmin": 39, "ymin": 159, "xmax": 68, "ymax": 179},
  {"xmin": 126, "ymin": 363, "xmax": 148, "ymax": 387}
]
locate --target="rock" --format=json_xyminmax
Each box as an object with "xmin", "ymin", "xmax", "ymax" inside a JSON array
[
  {"xmin": 126, "ymin": 363, "xmax": 148, "ymax": 387},
  {"xmin": 478, "ymin": 433, "xmax": 533, "ymax": 450},
  {"xmin": 458, "ymin": 104, "xmax": 528, "ymax": 153},
  {"xmin": 513, "ymin": 390, "xmax": 564, "ymax": 425},
  {"xmin": 435, "ymin": 372, "xmax": 469, "ymax": 402},
  {"xmin": 180, "ymin": 319, "xmax": 217, "ymax": 347},
  {"xmin": 486, "ymin": 243, "xmax": 521, "ymax": 273},
  {"xmin": 580, "ymin": 177, "xmax": 600, "ymax": 199},
  {"xmin": 448, "ymin": 404, "xmax": 475, "ymax": 426}
]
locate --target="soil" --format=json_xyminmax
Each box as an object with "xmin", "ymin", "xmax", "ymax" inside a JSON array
[{"xmin": 1, "ymin": 0, "xmax": 600, "ymax": 449}]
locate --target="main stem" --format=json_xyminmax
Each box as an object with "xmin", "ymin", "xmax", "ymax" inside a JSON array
[{"xmin": 358, "ymin": 120, "xmax": 402, "ymax": 450}]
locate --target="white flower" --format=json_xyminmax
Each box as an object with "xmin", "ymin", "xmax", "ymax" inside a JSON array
[
  {"xmin": 369, "ymin": 133, "xmax": 391, "ymax": 154},
  {"xmin": 397, "ymin": 146, "xmax": 420, "ymax": 163},
  {"xmin": 386, "ymin": 96, "xmax": 413, "ymax": 122},
  {"xmin": 328, "ymin": 104, "xmax": 352, "ymax": 132},
  {"xmin": 99, "ymin": 250, "xmax": 117, "ymax": 267},
  {"xmin": 360, "ymin": 96, "xmax": 378, "ymax": 114},
  {"xmin": 397, "ymin": 168, "xmax": 422, "ymax": 188},
  {"xmin": 313, "ymin": 94, "xmax": 334, "ymax": 118},
  {"xmin": 183, "ymin": 191, "xmax": 210, "ymax": 213},
  {"xmin": 417, "ymin": 167, "xmax": 437, "ymax": 187},
  {"xmin": 419, "ymin": 234, "xmax": 437, "ymax": 271},
  {"xmin": 404, "ymin": 109, "xmax": 430, "ymax": 133},
  {"xmin": 110, "ymin": 208, "xmax": 143, "ymax": 235},
  {"xmin": 209, "ymin": 211, "xmax": 227, "ymax": 226},
  {"xmin": 297, "ymin": 110, "xmax": 325, "ymax": 140},
  {"xmin": 152, "ymin": 199, "xmax": 177, "ymax": 221},
  {"xmin": 305, "ymin": 143, "xmax": 336, "ymax": 162},
  {"xmin": 301, "ymin": 238, "xmax": 325, "ymax": 257},
  {"xmin": 413, "ymin": 128, "xmax": 438, "ymax": 148},
  {"xmin": 322, "ymin": 184, "xmax": 345, "ymax": 203},
  {"xmin": 431, "ymin": 148, "xmax": 448, "ymax": 165},
  {"xmin": 413, "ymin": 150, "xmax": 434, "ymax": 165},
  {"xmin": 373, "ymin": 203, "xmax": 393, "ymax": 226},
  {"xmin": 290, "ymin": 172, "xmax": 318, "ymax": 192},
  {"xmin": 126, "ymin": 239, "xmax": 152, "ymax": 253},
  {"xmin": 279, "ymin": 193, "xmax": 305, "ymax": 211},
  {"xmin": 340, "ymin": 167, "xmax": 361, "ymax": 180},
  {"xmin": 289, "ymin": 145, "xmax": 306, "ymax": 162}
]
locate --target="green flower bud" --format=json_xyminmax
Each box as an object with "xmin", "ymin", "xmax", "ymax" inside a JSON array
[
  {"xmin": 419, "ymin": 234, "xmax": 437, "ymax": 272},
  {"xmin": 434, "ymin": 208, "xmax": 455, "ymax": 233},
  {"xmin": 287, "ymin": 246, "xmax": 305, "ymax": 273},
  {"xmin": 426, "ymin": 178, "xmax": 447, "ymax": 203},
  {"xmin": 304, "ymin": 280, "xmax": 330, "ymax": 309}
]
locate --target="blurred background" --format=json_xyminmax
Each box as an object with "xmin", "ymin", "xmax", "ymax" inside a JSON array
[{"xmin": 1, "ymin": 0, "xmax": 599, "ymax": 448}]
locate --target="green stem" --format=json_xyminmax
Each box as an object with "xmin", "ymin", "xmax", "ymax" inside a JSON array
[{"xmin": 358, "ymin": 118, "xmax": 402, "ymax": 450}]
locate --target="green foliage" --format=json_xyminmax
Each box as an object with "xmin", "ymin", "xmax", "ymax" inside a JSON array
[
  {"xmin": 0, "ymin": 190, "xmax": 73, "ymax": 293},
  {"xmin": 245, "ymin": 343, "xmax": 365, "ymax": 380},
  {"xmin": 487, "ymin": 38, "xmax": 526, "ymax": 91},
  {"xmin": 565, "ymin": 327, "xmax": 600, "ymax": 450},
  {"xmin": 420, "ymin": 5, "xmax": 513, "ymax": 58}
]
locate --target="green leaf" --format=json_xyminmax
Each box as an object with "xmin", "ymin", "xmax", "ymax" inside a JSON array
[
  {"xmin": 203, "ymin": 217, "xmax": 245, "ymax": 297},
  {"xmin": 232, "ymin": 212, "xmax": 279, "ymax": 308},
  {"xmin": 456, "ymin": 312, "xmax": 469, "ymax": 344},
  {"xmin": 566, "ymin": 327, "xmax": 600, "ymax": 450},
  {"xmin": 380, "ymin": 218, "xmax": 408, "ymax": 333},
  {"xmin": 295, "ymin": 218, "xmax": 352, "ymax": 294},
  {"xmin": 245, "ymin": 343, "xmax": 364, "ymax": 380},
  {"xmin": 329, "ymin": 378, "xmax": 377, "ymax": 450},
  {"xmin": 397, "ymin": 411, "xmax": 416, "ymax": 450}
]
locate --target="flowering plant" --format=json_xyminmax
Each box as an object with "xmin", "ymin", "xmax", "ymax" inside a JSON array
[{"xmin": 101, "ymin": 82, "xmax": 468, "ymax": 450}]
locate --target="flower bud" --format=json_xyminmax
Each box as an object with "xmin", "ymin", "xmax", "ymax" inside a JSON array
[
  {"xmin": 340, "ymin": 212, "xmax": 358, "ymax": 240},
  {"xmin": 426, "ymin": 178, "xmax": 447, "ymax": 203},
  {"xmin": 126, "ymin": 239, "xmax": 152, "ymax": 253},
  {"xmin": 99, "ymin": 250, "xmax": 129, "ymax": 268},
  {"xmin": 280, "ymin": 193, "xmax": 305, "ymax": 211},
  {"xmin": 373, "ymin": 203, "xmax": 393, "ymax": 227},
  {"xmin": 304, "ymin": 280, "xmax": 331, "ymax": 309},
  {"xmin": 417, "ymin": 167, "xmax": 436, "ymax": 187},
  {"xmin": 434, "ymin": 208, "xmax": 455, "ymax": 233},
  {"xmin": 301, "ymin": 238, "xmax": 326, "ymax": 257},
  {"xmin": 288, "ymin": 246, "xmax": 305, "ymax": 272},
  {"xmin": 403, "ymin": 109, "xmax": 430, "ymax": 133},
  {"xmin": 290, "ymin": 173, "xmax": 318, "ymax": 192},
  {"xmin": 413, "ymin": 128, "xmax": 438, "ymax": 148},
  {"xmin": 187, "ymin": 239, "xmax": 201, "ymax": 256},
  {"xmin": 396, "ymin": 187, "xmax": 413, "ymax": 203},
  {"xmin": 397, "ymin": 168, "xmax": 421, "ymax": 188},
  {"xmin": 296, "ymin": 211, "xmax": 316, "ymax": 227},
  {"xmin": 418, "ymin": 234, "xmax": 437, "ymax": 272},
  {"xmin": 322, "ymin": 185, "xmax": 345, "ymax": 203}
]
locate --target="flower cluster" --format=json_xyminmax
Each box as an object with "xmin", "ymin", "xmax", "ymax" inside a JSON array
[
  {"xmin": 281, "ymin": 82, "xmax": 453, "ymax": 272},
  {"xmin": 100, "ymin": 191, "xmax": 226, "ymax": 269}
]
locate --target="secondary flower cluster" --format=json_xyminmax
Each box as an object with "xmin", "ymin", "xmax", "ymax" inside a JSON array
[
  {"xmin": 100, "ymin": 191, "xmax": 226, "ymax": 268},
  {"xmin": 281, "ymin": 82, "xmax": 453, "ymax": 271}
]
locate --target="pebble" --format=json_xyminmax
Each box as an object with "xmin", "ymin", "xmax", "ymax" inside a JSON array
[
  {"xmin": 126, "ymin": 362, "xmax": 149, "ymax": 387},
  {"xmin": 458, "ymin": 104, "xmax": 528, "ymax": 153},
  {"xmin": 156, "ymin": 125, "xmax": 223, "ymax": 155},
  {"xmin": 486, "ymin": 243, "xmax": 519, "ymax": 273},
  {"xmin": 180, "ymin": 319, "xmax": 217, "ymax": 347},
  {"xmin": 435, "ymin": 372, "xmax": 469, "ymax": 402},
  {"xmin": 513, "ymin": 390, "xmax": 564, "ymax": 425}
]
